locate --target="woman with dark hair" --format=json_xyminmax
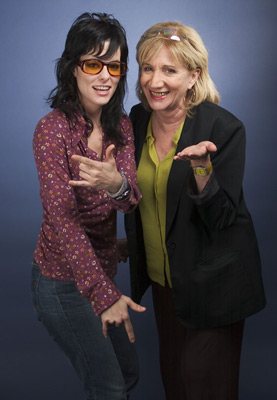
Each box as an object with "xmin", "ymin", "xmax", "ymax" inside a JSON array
[{"xmin": 31, "ymin": 12, "xmax": 144, "ymax": 400}]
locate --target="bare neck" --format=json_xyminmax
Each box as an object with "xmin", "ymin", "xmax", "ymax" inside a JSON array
[
  {"xmin": 151, "ymin": 109, "xmax": 186, "ymax": 162},
  {"xmin": 86, "ymin": 109, "xmax": 103, "ymax": 158},
  {"xmin": 152, "ymin": 108, "xmax": 187, "ymax": 138}
]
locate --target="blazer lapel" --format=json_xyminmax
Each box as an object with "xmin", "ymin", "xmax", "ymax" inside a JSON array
[{"xmin": 166, "ymin": 117, "xmax": 194, "ymax": 236}]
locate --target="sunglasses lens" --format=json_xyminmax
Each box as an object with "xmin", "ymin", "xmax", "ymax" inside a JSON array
[
  {"xmin": 108, "ymin": 63, "xmax": 125, "ymax": 76},
  {"xmin": 82, "ymin": 60, "xmax": 102, "ymax": 75},
  {"xmin": 80, "ymin": 60, "xmax": 126, "ymax": 76},
  {"xmin": 150, "ymin": 28, "xmax": 176, "ymax": 37},
  {"xmin": 143, "ymin": 28, "xmax": 185, "ymax": 42}
]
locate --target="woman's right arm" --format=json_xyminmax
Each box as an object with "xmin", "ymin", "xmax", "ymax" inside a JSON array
[
  {"xmin": 33, "ymin": 115, "xmax": 122, "ymax": 316},
  {"xmin": 33, "ymin": 114, "xmax": 145, "ymax": 342}
]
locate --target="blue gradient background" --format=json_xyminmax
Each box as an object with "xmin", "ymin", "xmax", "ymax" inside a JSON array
[{"xmin": 0, "ymin": 0, "xmax": 276, "ymax": 399}]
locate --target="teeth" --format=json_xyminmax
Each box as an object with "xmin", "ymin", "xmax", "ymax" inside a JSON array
[
  {"xmin": 94, "ymin": 86, "xmax": 110, "ymax": 91},
  {"xmin": 151, "ymin": 91, "xmax": 168, "ymax": 98}
]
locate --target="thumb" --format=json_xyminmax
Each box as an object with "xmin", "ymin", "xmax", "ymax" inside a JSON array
[
  {"xmin": 206, "ymin": 142, "xmax": 217, "ymax": 153},
  {"xmin": 104, "ymin": 144, "xmax": 115, "ymax": 163}
]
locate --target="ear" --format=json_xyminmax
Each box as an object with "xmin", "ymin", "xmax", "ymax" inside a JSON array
[
  {"xmin": 188, "ymin": 68, "xmax": 200, "ymax": 89},
  {"xmin": 72, "ymin": 66, "xmax": 77, "ymax": 78}
]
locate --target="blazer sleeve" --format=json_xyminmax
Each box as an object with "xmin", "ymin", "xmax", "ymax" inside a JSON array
[{"xmin": 188, "ymin": 119, "xmax": 247, "ymax": 231}]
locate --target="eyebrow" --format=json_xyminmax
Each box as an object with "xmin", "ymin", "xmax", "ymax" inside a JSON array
[
  {"xmin": 143, "ymin": 62, "xmax": 177, "ymax": 68},
  {"xmin": 80, "ymin": 57, "xmax": 121, "ymax": 63}
]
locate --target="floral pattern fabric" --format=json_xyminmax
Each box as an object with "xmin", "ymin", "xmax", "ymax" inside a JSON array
[{"xmin": 33, "ymin": 108, "xmax": 141, "ymax": 316}]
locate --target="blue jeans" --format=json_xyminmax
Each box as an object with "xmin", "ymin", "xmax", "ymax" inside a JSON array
[{"xmin": 31, "ymin": 263, "xmax": 139, "ymax": 400}]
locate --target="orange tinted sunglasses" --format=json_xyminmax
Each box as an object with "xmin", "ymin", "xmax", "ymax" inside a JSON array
[{"xmin": 78, "ymin": 59, "xmax": 127, "ymax": 77}]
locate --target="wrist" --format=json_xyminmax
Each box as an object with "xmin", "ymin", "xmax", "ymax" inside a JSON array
[
  {"xmin": 190, "ymin": 157, "xmax": 211, "ymax": 168},
  {"xmin": 107, "ymin": 172, "xmax": 130, "ymax": 200},
  {"xmin": 107, "ymin": 173, "xmax": 123, "ymax": 194},
  {"xmin": 192, "ymin": 161, "xmax": 213, "ymax": 177}
]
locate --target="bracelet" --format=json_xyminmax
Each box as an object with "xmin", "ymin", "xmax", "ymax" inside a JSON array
[
  {"xmin": 107, "ymin": 172, "xmax": 130, "ymax": 200},
  {"xmin": 111, "ymin": 186, "xmax": 131, "ymax": 201},
  {"xmin": 192, "ymin": 162, "xmax": 213, "ymax": 176}
]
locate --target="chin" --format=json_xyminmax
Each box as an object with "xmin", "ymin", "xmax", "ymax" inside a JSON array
[{"xmin": 149, "ymin": 102, "xmax": 170, "ymax": 112}]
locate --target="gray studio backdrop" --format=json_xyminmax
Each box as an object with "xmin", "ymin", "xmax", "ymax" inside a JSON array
[{"xmin": 0, "ymin": 0, "xmax": 276, "ymax": 399}]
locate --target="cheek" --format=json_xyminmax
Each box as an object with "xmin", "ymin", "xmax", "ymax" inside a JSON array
[
  {"xmin": 74, "ymin": 72, "xmax": 84, "ymax": 89},
  {"xmin": 140, "ymin": 73, "xmax": 147, "ymax": 86},
  {"xmin": 111, "ymin": 78, "xmax": 120, "ymax": 92},
  {"xmin": 140, "ymin": 78, "xmax": 148, "ymax": 95},
  {"xmin": 176, "ymin": 81, "xmax": 190, "ymax": 96},
  {"xmin": 140, "ymin": 80, "xmax": 149, "ymax": 96}
]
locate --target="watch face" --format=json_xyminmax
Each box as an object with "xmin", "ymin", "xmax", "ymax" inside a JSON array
[
  {"xmin": 193, "ymin": 163, "xmax": 213, "ymax": 176},
  {"xmin": 194, "ymin": 167, "xmax": 208, "ymax": 176}
]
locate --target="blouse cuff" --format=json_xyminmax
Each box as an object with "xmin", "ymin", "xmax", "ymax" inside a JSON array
[{"xmin": 91, "ymin": 286, "xmax": 122, "ymax": 316}]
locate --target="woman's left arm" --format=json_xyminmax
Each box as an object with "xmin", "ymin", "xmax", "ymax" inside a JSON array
[
  {"xmin": 175, "ymin": 120, "xmax": 246, "ymax": 231},
  {"xmin": 174, "ymin": 140, "xmax": 217, "ymax": 193},
  {"xmin": 69, "ymin": 116, "xmax": 141, "ymax": 213}
]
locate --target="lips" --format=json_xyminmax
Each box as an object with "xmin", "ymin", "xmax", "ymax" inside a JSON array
[{"xmin": 93, "ymin": 86, "xmax": 110, "ymax": 91}]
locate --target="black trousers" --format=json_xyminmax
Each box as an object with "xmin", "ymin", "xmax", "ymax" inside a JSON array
[{"xmin": 151, "ymin": 282, "xmax": 245, "ymax": 400}]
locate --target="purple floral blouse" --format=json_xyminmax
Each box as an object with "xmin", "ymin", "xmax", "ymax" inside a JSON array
[{"xmin": 33, "ymin": 108, "xmax": 141, "ymax": 316}]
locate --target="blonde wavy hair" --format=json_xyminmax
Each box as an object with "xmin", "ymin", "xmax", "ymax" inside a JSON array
[{"xmin": 136, "ymin": 21, "xmax": 220, "ymax": 116}]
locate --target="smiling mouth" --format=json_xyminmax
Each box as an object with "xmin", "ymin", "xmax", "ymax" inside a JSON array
[
  {"xmin": 93, "ymin": 86, "xmax": 110, "ymax": 91},
  {"xmin": 150, "ymin": 90, "xmax": 169, "ymax": 98}
]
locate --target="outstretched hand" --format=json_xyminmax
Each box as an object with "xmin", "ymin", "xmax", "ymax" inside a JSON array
[
  {"xmin": 101, "ymin": 295, "xmax": 146, "ymax": 343},
  {"xmin": 69, "ymin": 144, "xmax": 123, "ymax": 193},
  {"xmin": 174, "ymin": 141, "xmax": 217, "ymax": 166},
  {"xmin": 174, "ymin": 141, "xmax": 217, "ymax": 193}
]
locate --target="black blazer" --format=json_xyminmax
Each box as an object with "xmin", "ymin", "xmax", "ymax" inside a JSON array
[{"xmin": 125, "ymin": 101, "xmax": 266, "ymax": 329}]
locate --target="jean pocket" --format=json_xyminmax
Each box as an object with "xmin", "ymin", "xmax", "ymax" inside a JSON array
[{"xmin": 53, "ymin": 280, "xmax": 86, "ymax": 311}]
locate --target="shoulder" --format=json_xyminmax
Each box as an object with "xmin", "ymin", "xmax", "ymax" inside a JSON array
[
  {"xmin": 194, "ymin": 101, "xmax": 243, "ymax": 131},
  {"xmin": 36, "ymin": 108, "xmax": 67, "ymax": 127},
  {"xmin": 130, "ymin": 103, "xmax": 150, "ymax": 122},
  {"xmin": 129, "ymin": 104, "xmax": 151, "ymax": 139},
  {"xmin": 118, "ymin": 114, "xmax": 135, "ymax": 145},
  {"xmin": 34, "ymin": 109, "xmax": 69, "ymax": 137},
  {"xmin": 33, "ymin": 109, "xmax": 73, "ymax": 155},
  {"xmin": 192, "ymin": 102, "xmax": 246, "ymax": 153},
  {"xmin": 191, "ymin": 102, "xmax": 245, "ymax": 142},
  {"xmin": 183, "ymin": 102, "xmax": 246, "ymax": 148},
  {"xmin": 119, "ymin": 113, "xmax": 132, "ymax": 131}
]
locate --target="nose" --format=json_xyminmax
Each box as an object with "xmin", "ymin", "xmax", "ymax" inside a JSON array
[
  {"xmin": 149, "ymin": 70, "xmax": 163, "ymax": 88},
  {"xmin": 99, "ymin": 65, "xmax": 110, "ymax": 79}
]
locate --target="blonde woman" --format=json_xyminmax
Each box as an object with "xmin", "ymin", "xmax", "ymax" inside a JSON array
[{"xmin": 125, "ymin": 22, "xmax": 266, "ymax": 400}]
